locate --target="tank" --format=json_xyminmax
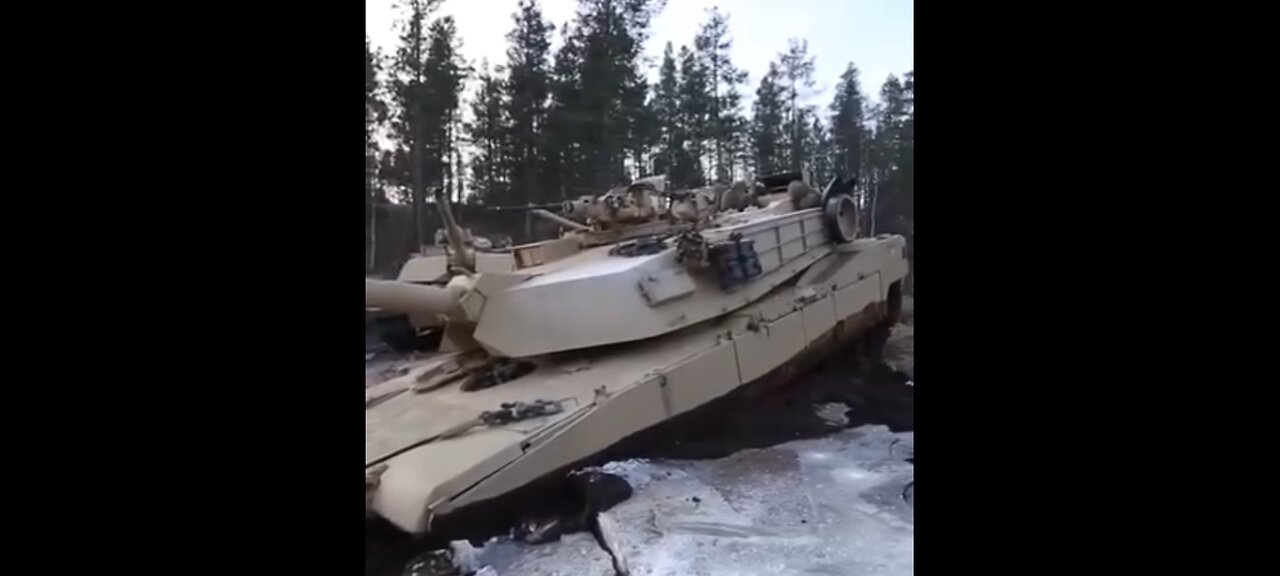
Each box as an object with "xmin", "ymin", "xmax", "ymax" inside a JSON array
[{"xmin": 365, "ymin": 174, "xmax": 909, "ymax": 538}]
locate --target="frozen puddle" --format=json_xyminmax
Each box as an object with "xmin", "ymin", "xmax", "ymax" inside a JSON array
[{"xmin": 471, "ymin": 425, "xmax": 913, "ymax": 576}]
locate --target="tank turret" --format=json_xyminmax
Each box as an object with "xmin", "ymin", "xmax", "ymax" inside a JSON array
[{"xmin": 373, "ymin": 173, "xmax": 871, "ymax": 358}]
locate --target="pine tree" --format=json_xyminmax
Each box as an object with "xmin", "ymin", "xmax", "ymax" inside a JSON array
[
  {"xmin": 389, "ymin": 0, "xmax": 441, "ymax": 249},
  {"xmin": 377, "ymin": 150, "xmax": 409, "ymax": 204},
  {"xmin": 544, "ymin": 0, "xmax": 662, "ymax": 193},
  {"xmin": 366, "ymin": 36, "xmax": 388, "ymax": 271},
  {"xmin": 752, "ymin": 62, "xmax": 786, "ymax": 174},
  {"xmin": 466, "ymin": 61, "xmax": 510, "ymax": 204},
  {"xmin": 544, "ymin": 26, "xmax": 585, "ymax": 199},
  {"xmin": 424, "ymin": 17, "xmax": 469, "ymax": 203},
  {"xmin": 366, "ymin": 36, "xmax": 387, "ymax": 189},
  {"xmin": 620, "ymin": 4, "xmax": 662, "ymax": 180},
  {"xmin": 730, "ymin": 116, "xmax": 752, "ymax": 181},
  {"xmin": 651, "ymin": 42, "xmax": 682, "ymax": 178},
  {"xmin": 580, "ymin": 0, "xmax": 659, "ymax": 188},
  {"xmin": 503, "ymin": 0, "xmax": 554, "ymax": 204},
  {"xmin": 890, "ymin": 71, "xmax": 913, "ymax": 231},
  {"xmin": 677, "ymin": 45, "xmax": 710, "ymax": 187},
  {"xmin": 869, "ymin": 74, "xmax": 908, "ymax": 235},
  {"xmin": 694, "ymin": 7, "xmax": 747, "ymax": 182},
  {"xmin": 623, "ymin": 73, "xmax": 657, "ymax": 178},
  {"xmin": 829, "ymin": 62, "xmax": 868, "ymax": 185},
  {"xmin": 718, "ymin": 89, "xmax": 748, "ymax": 180},
  {"xmin": 809, "ymin": 113, "xmax": 832, "ymax": 184},
  {"xmin": 788, "ymin": 107, "xmax": 813, "ymax": 174},
  {"xmin": 778, "ymin": 39, "xmax": 816, "ymax": 173},
  {"xmin": 861, "ymin": 71, "xmax": 912, "ymax": 275}
]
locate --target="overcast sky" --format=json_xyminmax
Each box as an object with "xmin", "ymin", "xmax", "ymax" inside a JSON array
[{"xmin": 366, "ymin": 0, "xmax": 913, "ymax": 106}]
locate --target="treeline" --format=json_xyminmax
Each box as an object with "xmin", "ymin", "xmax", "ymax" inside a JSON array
[{"xmin": 365, "ymin": 0, "xmax": 913, "ymax": 252}]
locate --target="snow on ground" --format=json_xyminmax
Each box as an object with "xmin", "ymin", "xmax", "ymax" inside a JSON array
[
  {"xmin": 469, "ymin": 425, "xmax": 914, "ymax": 576},
  {"xmin": 464, "ymin": 532, "xmax": 616, "ymax": 576}
]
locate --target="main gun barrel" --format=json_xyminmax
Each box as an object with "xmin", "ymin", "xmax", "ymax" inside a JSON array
[
  {"xmin": 365, "ymin": 279, "xmax": 467, "ymax": 323},
  {"xmin": 531, "ymin": 209, "xmax": 591, "ymax": 231}
]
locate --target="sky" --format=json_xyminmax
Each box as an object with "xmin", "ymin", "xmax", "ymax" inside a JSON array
[{"xmin": 365, "ymin": 0, "xmax": 913, "ymax": 107}]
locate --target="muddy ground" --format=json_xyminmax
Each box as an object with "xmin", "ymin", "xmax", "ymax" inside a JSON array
[{"xmin": 367, "ymin": 298, "xmax": 914, "ymax": 576}]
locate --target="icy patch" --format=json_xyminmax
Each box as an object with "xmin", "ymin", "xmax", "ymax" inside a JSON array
[
  {"xmin": 800, "ymin": 450, "xmax": 833, "ymax": 462},
  {"xmin": 814, "ymin": 402, "xmax": 851, "ymax": 427},
  {"xmin": 449, "ymin": 540, "xmax": 480, "ymax": 573},
  {"xmin": 596, "ymin": 510, "xmax": 631, "ymax": 575},
  {"xmin": 492, "ymin": 426, "xmax": 914, "ymax": 576},
  {"xmin": 832, "ymin": 467, "xmax": 875, "ymax": 483},
  {"xmin": 471, "ymin": 532, "xmax": 615, "ymax": 576},
  {"xmin": 601, "ymin": 459, "xmax": 687, "ymax": 491}
]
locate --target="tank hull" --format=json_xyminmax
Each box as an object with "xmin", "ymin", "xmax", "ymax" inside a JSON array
[
  {"xmin": 365, "ymin": 236, "xmax": 908, "ymax": 536},
  {"xmin": 372, "ymin": 297, "xmax": 896, "ymax": 549}
]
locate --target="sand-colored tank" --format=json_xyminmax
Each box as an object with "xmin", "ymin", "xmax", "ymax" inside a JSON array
[{"xmin": 365, "ymin": 175, "xmax": 908, "ymax": 536}]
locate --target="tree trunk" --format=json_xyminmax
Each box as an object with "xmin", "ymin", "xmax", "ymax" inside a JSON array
[
  {"xmin": 365, "ymin": 171, "xmax": 374, "ymax": 273},
  {"xmin": 369, "ymin": 201, "xmax": 378, "ymax": 273},
  {"xmin": 869, "ymin": 177, "xmax": 879, "ymax": 236},
  {"xmin": 412, "ymin": 139, "xmax": 427, "ymax": 253}
]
